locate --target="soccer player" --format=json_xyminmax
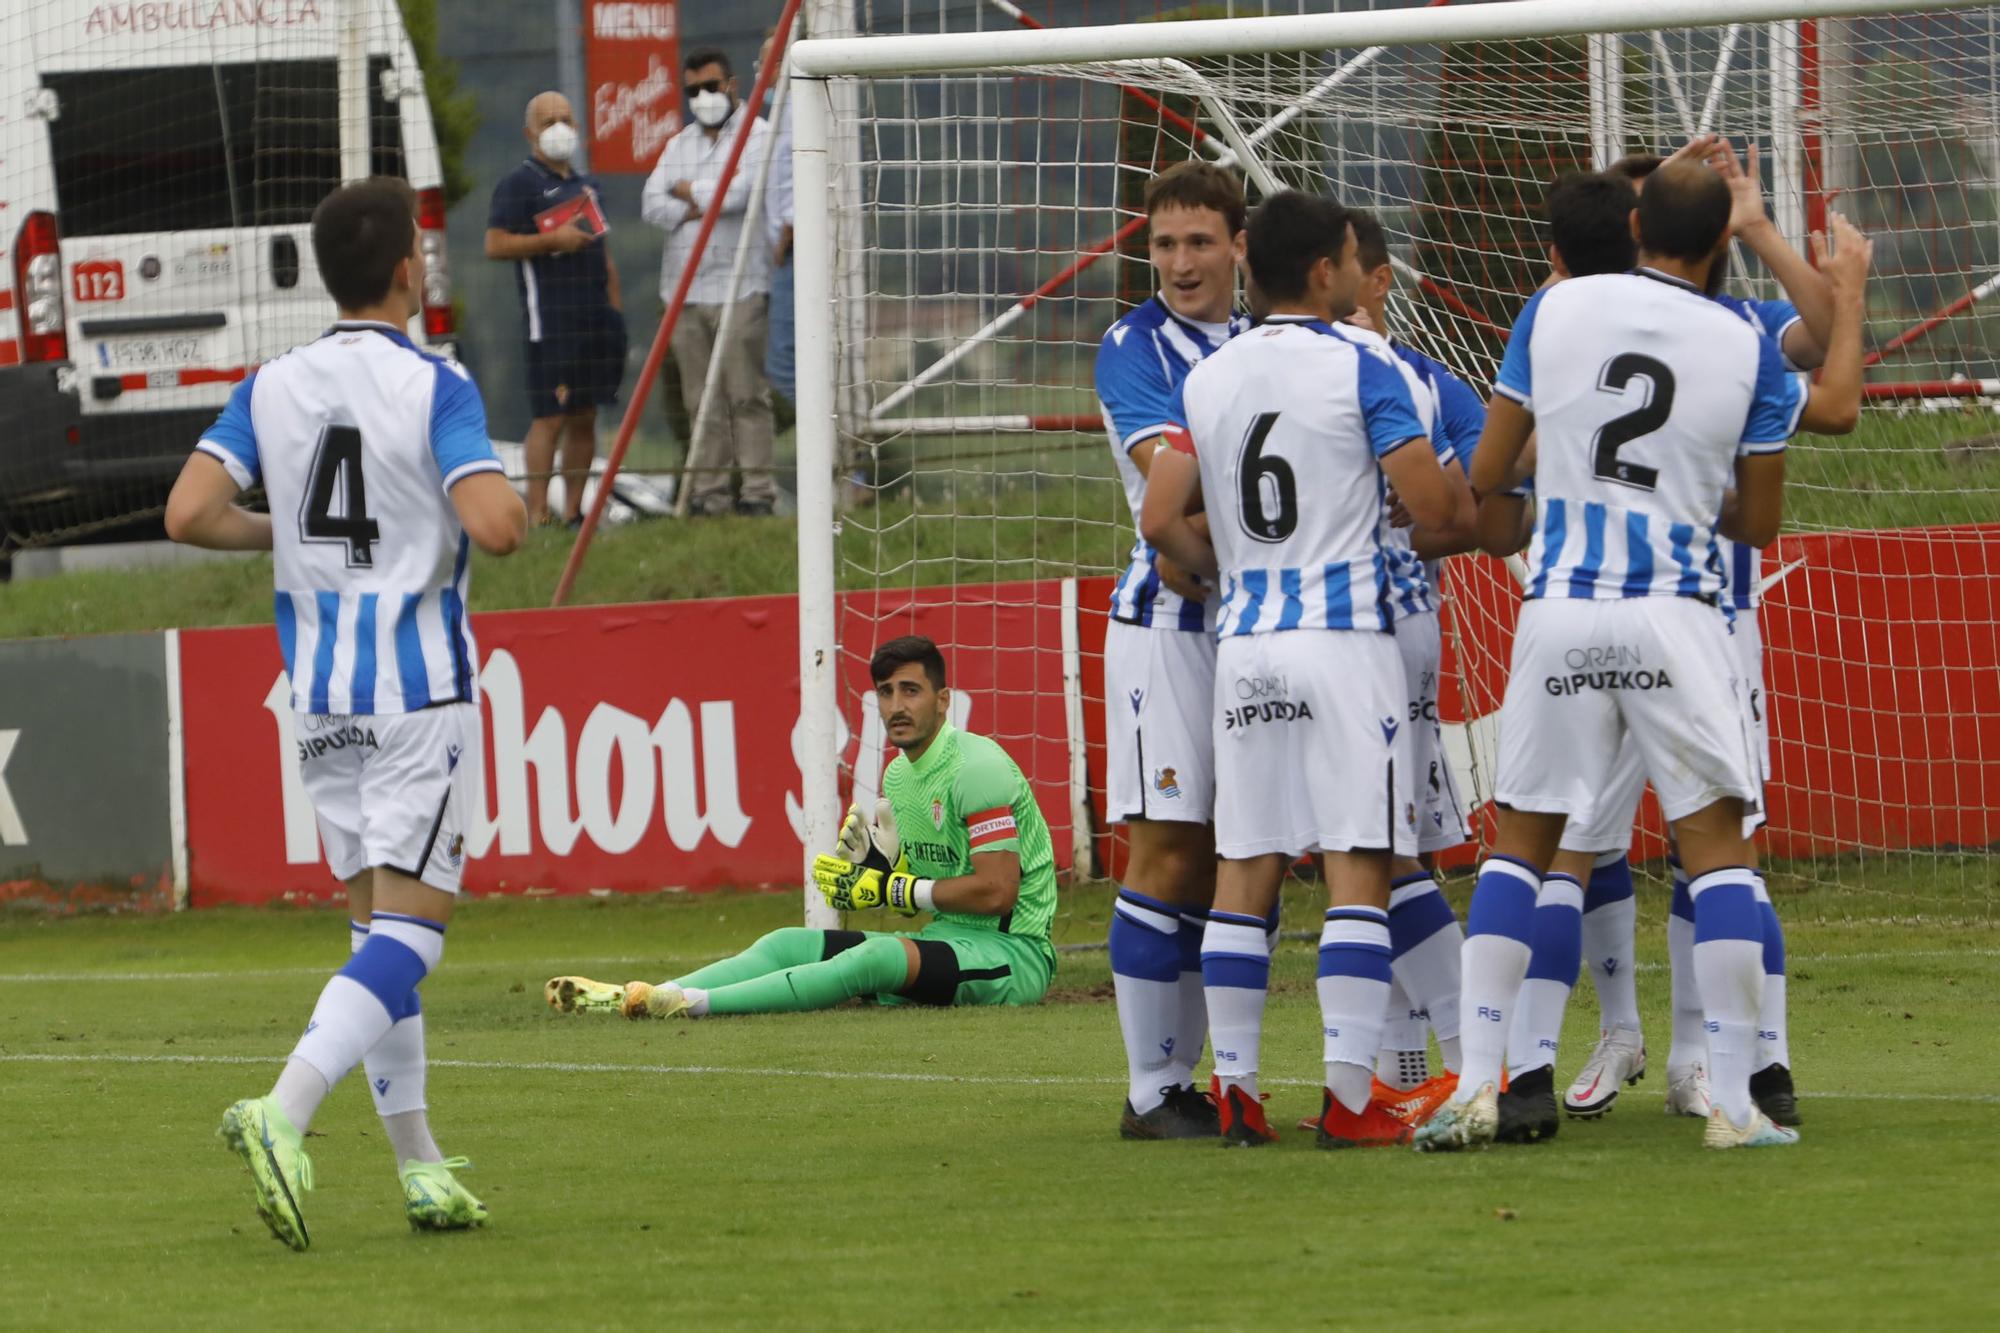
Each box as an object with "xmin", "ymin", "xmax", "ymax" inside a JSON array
[
  {"xmin": 1094, "ymin": 162, "xmax": 1249, "ymax": 1139},
  {"xmin": 1344, "ymin": 210, "xmax": 1484, "ymax": 1103},
  {"xmin": 165, "ymin": 177, "xmax": 527, "ymax": 1247},
  {"xmin": 1140, "ymin": 191, "xmax": 1469, "ymax": 1147},
  {"xmin": 1507, "ymin": 144, "xmax": 1834, "ymax": 1135},
  {"xmin": 1417, "ymin": 162, "xmax": 1869, "ymax": 1152},
  {"xmin": 546, "ymin": 637, "xmax": 1058, "ymax": 1017}
]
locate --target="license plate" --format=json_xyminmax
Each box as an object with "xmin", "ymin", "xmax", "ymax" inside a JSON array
[
  {"xmin": 174, "ymin": 256, "xmax": 233, "ymax": 280},
  {"xmin": 98, "ymin": 336, "xmax": 204, "ymax": 368}
]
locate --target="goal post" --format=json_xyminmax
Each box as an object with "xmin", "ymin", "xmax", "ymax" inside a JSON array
[{"xmin": 791, "ymin": 0, "xmax": 2000, "ymax": 929}]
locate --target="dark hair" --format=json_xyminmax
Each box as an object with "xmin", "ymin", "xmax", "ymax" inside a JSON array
[
  {"xmin": 1144, "ymin": 161, "xmax": 1246, "ymax": 237},
  {"xmin": 311, "ymin": 177, "xmax": 416, "ymax": 313},
  {"xmin": 684, "ymin": 48, "xmax": 732, "ymax": 77},
  {"xmin": 1245, "ymin": 190, "xmax": 1352, "ymax": 304},
  {"xmin": 869, "ymin": 635, "xmax": 947, "ymax": 690},
  {"xmin": 1348, "ymin": 207, "xmax": 1390, "ymax": 272},
  {"xmin": 1637, "ymin": 160, "xmax": 1731, "ymax": 261},
  {"xmin": 1607, "ymin": 151, "xmax": 1665, "ymax": 182},
  {"xmin": 1546, "ymin": 171, "xmax": 1638, "ymax": 277}
]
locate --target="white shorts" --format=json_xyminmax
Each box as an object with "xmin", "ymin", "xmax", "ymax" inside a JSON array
[
  {"xmin": 1212, "ymin": 630, "xmax": 1418, "ymax": 859},
  {"xmin": 1105, "ymin": 619, "xmax": 1215, "ymax": 824},
  {"xmin": 1398, "ymin": 612, "xmax": 1470, "ymax": 855},
  {"xmin": 295, "ymin": 704, "xmax": 477, "ymax": 894},
  {"xmin": 1557, "ymin": 609, "xmax": 1769, "ymax": 852},
  {"xmin": 1497, "ymin": 598, "xmax": 1759, "ymax": 830}
]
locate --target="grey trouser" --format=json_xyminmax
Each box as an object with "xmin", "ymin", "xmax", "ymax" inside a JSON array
[{"xmin": 670, "ymin": 297, "xmax": 775, "ymax": 511}]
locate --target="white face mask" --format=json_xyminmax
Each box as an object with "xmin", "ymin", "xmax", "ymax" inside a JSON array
[
  {"xmin": 537, "ymin": 121, "xmax": 578, "ymax": 163},
  {"xmin": 689, "ymin": 89, "xmax": 734, "ymax": 129}
]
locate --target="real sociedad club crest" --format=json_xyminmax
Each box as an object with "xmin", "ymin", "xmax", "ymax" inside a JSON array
[
  {"xmin": 1154, "ymin": 767, "xmax": 1182, "ymax": 799},
  {"xmin": 931, "ymin": 798, "xmax": 945, "ymax": 829}
]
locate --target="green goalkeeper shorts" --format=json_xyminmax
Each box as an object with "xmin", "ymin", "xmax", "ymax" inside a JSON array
[{"xmin": 859, "ymin": 921, "xmax": 1053, "ymax": 1008}]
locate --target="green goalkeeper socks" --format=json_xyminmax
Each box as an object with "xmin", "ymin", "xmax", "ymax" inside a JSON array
[
  {"xmin": 700, "ymin": 934, "xmax": 910, "ymax": 1015},
  {"xmin": 673, "ymin": 927, "xmax": 828, "ymax": 991}
]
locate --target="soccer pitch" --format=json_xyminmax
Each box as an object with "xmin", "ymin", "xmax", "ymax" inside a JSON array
[{"xmin": 2, "ymin": 882, "xmax": 1994, "ymax": 1329}]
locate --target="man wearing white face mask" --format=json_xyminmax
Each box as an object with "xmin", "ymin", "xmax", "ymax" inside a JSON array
[
  {"xmin": 641, "ymin": 47, "xmax": 777, "ymax": 517},
  {"xmin": 485, "ymin": 91, "xmax": 628, "ymax": 527}
]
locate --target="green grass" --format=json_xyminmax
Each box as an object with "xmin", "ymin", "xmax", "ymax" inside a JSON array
[{"xmin": 1, "ymin": 882, "xmax": 1995, "ymax": 1328}]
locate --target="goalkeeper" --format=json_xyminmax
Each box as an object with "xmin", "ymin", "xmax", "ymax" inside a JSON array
[{"xmin": 546, "ymin": 636, "xmax": 1058, "ymax": 1018}]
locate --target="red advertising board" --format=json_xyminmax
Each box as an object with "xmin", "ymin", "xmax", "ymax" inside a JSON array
[
  {"xmin": 584, "ymin": 1, "xmax": 681, "ymax": 174},
  {"xmin": 179, "ymin": 582, "xmax": 1095, "ymax": 907}
]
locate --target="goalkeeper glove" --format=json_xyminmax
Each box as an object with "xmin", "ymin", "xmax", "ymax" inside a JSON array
[
  {"xmin": 833, "ymin": 799, "xmax": 900, "ymax": 875},
  {"xmin": 813, "ymin": 858, "xmax": 935, "ymax": 915},
  {"xmin": 882, "ymin": 871, "xmax": 934, "ymax": 916}
]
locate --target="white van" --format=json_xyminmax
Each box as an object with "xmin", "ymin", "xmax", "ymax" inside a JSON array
[{"xmin": 0, "ymin": 0, "xmax": 454, "ymax": 547}]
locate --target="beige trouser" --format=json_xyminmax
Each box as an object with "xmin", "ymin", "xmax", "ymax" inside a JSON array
[{"xmin": 670, "ymin": 297, "xmax": 775, "ymax": 512}]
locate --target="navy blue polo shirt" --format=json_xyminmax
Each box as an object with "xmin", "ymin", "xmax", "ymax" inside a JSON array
[{"xmin": 488, "ymin": 157, "xmax": 613, "ymax": 342}]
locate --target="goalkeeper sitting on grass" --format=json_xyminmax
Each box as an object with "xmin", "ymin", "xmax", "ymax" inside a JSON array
[{"xmin": 547, "ymin": 636, "xmax": 1058, "ymax": 1018}]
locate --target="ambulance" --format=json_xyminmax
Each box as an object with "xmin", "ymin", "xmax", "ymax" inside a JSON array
[{"xmin": 0, "ymin": 0, "xmax": 454, "ymax": 550}]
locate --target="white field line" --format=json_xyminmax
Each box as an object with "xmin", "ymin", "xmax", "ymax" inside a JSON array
[
  {"xmin": 1, "ymin": 946, "xmax": 1996, "ymax": 985},
  {"xmin": 1, "ymin": 1050, "xmax": 1995, "ymax": 1105}
]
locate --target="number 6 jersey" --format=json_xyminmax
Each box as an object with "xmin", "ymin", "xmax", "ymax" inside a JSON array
[
  {"xmin": 195, "ymin": 320, "xmax": 505, "ymax": 714},
  {"xmin": 1494, "ymin": 269, "xmax": 1807, "ymax": 605},
  {"xmin": 1164, "ymin": 315, "xmax": 1431, "ymax": 637}
]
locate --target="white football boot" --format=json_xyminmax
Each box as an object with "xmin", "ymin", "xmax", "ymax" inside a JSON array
[
  {"xmin": 1413, "ymin": 1081, "xmax": 1499, "ymax": 1152},
  {"xmin": 1704, "ymin": 1105, "xmax": 1800, "ymax": 1149},
  {"xmin": 1561, "ymin": 1026, "xmax": 1646, "ymax": 1118},
  {"xmin": 1663, "ymin": 1062, "xmax": 1714, "ymax": 1118}
]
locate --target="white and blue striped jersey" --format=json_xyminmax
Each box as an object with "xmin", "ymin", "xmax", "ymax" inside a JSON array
[
  {"xmin": 1495, "ymin": 270, "xmax": 1807, "ymax": 606},
  {"xmin": 1096, "ymin": 295, "xmax": 1249, "ymax": 631},
  {"xmin": 1340, "ymin": 326, "xmax": 1446, "ymax": 623},
  {"xmin": 196, "ymin": 321, "xmax": 505, "ymax": 715},
  {"xmin": 1165, "ymin": 316, "xmax": 1430, "ymax": 637},
  {"xmin": 1385, "ymin": 335, "xmax": 1485, "ymax": 622},
  {"xmin": 1712, "ymin": 294, "xmax": 1803, "ymax": 612}
]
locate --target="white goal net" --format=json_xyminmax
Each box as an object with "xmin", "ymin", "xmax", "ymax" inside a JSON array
[{"xmin": 792, "ymin": 0, "xmax": 2000, "ymax": 931}]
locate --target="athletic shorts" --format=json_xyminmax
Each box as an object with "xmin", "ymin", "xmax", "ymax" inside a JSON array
[
  {"xmin": 1104, "ymin": 618, "xmax": 1215, "ymax": 824},
  {"xmin": 1496, "ymin": 598, "xmax": 1759, "ymax": 830},
  {"xmin": 294, "ymin": 703, "xmax": 478, "ymax": 894},
  {"xmin": 1558, "ymin": 610, "xmax": 1769, "ymax": 852},
  {"xmin": 1211, "ymin": 629, "xmax": 1418, "ymax": 860},
  {"xmin": 857, "ymin": 923, "xmax": 1053, "ymax": 1007},
  {"xmin": 1398, "ymin": 611, "xmax": 1470, "ymax": 854},
  {"xmin": 524, "ymin": 310, "xmax": 628, "ymax": 419}
]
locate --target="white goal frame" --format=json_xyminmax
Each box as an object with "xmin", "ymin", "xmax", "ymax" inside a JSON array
[{"xmin": 787, "ymin": 0, "xmax": 1997, "ymax": 926}]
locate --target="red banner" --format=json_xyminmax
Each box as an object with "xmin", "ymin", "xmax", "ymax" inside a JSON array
[
  {"xmin": 583, "ymin": 1, "xmax": 680, "ymax": 175},
  {"xmin": 179, "ymin": 584, "xmax": 1091, "ymax": 907}
]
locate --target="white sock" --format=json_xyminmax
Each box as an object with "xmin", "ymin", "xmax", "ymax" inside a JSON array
[
  {"xmin": 1109, "ymin": 889, "xmax": 1186, "ymax": 1114},
  {"xmin": 1201, "ymin": 912, "xmax": 1271, "ymax": 1100},
  {"xmin": 1506, "ymin": 875, "xmax": 1583, "ymax": 1079},
  {"xmin": 1754, "ymin": 876, "xmax": 1791, "ymax": 1070},
  {"xmin": 1581, "ymin": 854, "xmax": 1642, "ymax": 1035},
  {"xmin": 1667, "ymin": 866, "xmax": 1706, "ymax": 1071},
  {"xmin": 1376, "ymin": 975, "xmax": 1431, "ymax": 1091},
  {"xmin": 684, "ymin": 986, "xmax": 711, "ymax": 1017},
  {"xmin": 271, "ymin": 1058, "xmax": 330, "ymax": 1132},
  {"xmin": 1387, "ymin": 875, "xmax": 1463, "ymax": 1073},
  {"xmin": 365, "ymin": 1014, "xmax": 440, "ymax": 1164},
  {"xmin": 285, "ymin": 914, "xmax": 445, "ymax": 1131},
  {"xmin": 1689, "ymin": 868, "xmax": 1765, "ymax": 1125},
  {"xmin": 1318, "ymin": 908, "xmax": 1392, "ymax": 1114},
  {"xmin": 1171, "ymin": 910, "xmax": 1210, "ymax": 1087},
  {"xmin": 1456, "ymin": 858, "xmax": 1541, "ymax": 1096}
]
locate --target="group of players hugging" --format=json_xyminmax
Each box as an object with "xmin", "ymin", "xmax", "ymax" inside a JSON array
[
  {"xmin": 1100, "ymin": 139, "xmax": 1868, "ymax": 1153},
  {"xmin": 178, "ymin": 129, "xmax": 1867, "ymax": 1254}
]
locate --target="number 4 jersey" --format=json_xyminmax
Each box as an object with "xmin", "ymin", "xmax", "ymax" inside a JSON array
[
  {"xmin": 195, "ymin": 320, "xmax": 505, "ymax": 715},
  {"xmin": 1495, "ymin": 269, "xmax": 1807, "ymax": 604}
]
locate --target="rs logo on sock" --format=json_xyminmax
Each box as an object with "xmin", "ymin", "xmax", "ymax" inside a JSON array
[{"xmin": 1477, "ymin": 1006, "xmax": 1505, "ymax": 1022}]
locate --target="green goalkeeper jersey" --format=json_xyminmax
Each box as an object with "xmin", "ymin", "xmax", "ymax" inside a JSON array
[{"xmin": 881, "ymin": 721, "xmax": 1058, "ymax": 957}]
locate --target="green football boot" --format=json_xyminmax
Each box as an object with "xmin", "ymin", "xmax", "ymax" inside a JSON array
[
  {"xmin": 218, "ymin": 1096, "xmax": 315, "ymax": 1251},
  {"xmin": 401, "ymin": 1157, "xmax": 490, "ymax": 1232},
  {"xmin": 544, "ymin": 975, "xmax": 626, "ymax": 1014}
]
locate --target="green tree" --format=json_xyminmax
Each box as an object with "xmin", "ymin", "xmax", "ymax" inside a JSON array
[{"xmin": 398, "ymin": 0, "xmax": 480, "ymax": 205}]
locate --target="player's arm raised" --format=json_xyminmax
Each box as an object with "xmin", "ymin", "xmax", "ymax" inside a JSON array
[
  {"xmin": 1796, "ymin": 214, "xmax": 1872, "ymax": 437},
  {"xmin": 1138, "ymin": 431, "xmax": 1218, "ymax": 580},
  {"xmin": 1712, "ymin": 139, "xmax": 1832, "ymax": 369}
]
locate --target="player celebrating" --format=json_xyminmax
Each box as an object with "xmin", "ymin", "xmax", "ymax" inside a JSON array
[
  {"xmin": 1506, "ymin": 145, "xmax": 1834, "ymax": 1137},
  {"xmin": 1418, "ymin": 162, "xmax": 1869, "ymax": 1153},
  {"xmin": 1141, "ymin": 191, "xmax": 1469, "ymax": 1147},
  {"xmin": 166, "ymin": 178, "xmax": 527, "ymax": 1247},
  {"xmin": 1095, "ymin": 162, "xmax": 1249, "ymax": 1139},
  {"xmin": 1344, "ymin": 210, "xmax": 1483, "ymax": 1102},
  {"xmin": 546, "ymin": 637, "xmax": 1058, "ymax": 1017}
]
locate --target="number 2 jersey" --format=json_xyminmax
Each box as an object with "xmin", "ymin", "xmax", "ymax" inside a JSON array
[
  {"xmin": 1164, "ymin": 315, "xmax": 1431, "ymax": 636},
  {"xmin": 1494, "ymin": 269, "xmax": 1807, "ymax": 605},
  {"xmin": 195, "ymin": 320, "xmax": 506, "ymax": 715}
]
